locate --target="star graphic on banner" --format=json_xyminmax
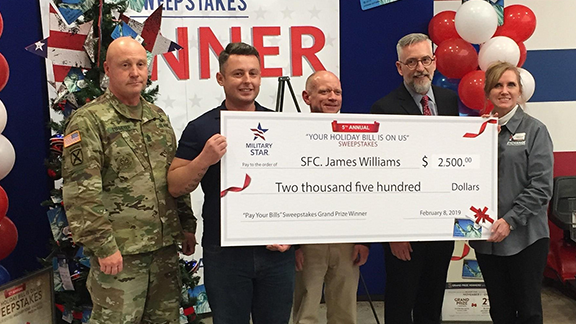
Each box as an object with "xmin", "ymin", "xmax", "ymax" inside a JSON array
[
  {"xmin": 35, "ymin": 41, "xmax": 45, "ymax": 51},
  {"xmin": 188, "ymin": 35, "xmax": 198, "ymax": 51},
  {"xmin": 253, "ymin": 7, "xmax": 266, "ymax": 20},
  {"xmin": 188, "ymin": 93, "xmax": 202, "ymax": 108},
  {"xmin": 267, "ymin": 36, "xmax": 281, "ymax": 46},
  {"xmin": 309, "ymin": 6, "xmax": 321, "ymax": 19},
  {"xmin": 281, "ymin": 8, "xmax": 294, "ymax": 19},
  {"xmin": 162, "ymin": 95, "xmax": 176, "ymax": 109},
  {"xmin": 326, "ymin": 34, "xmax": 337, "ymax": 47}
]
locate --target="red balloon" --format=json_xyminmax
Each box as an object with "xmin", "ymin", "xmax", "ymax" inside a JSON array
[
  {"xmin": 0, "ymin": 12, "xmax": 3, "ymax": 39},
  {"xmin": 435, "ymin": 38, "xmax": 478, "ymax": 79},
  {"xmin": 0, "ymin": 185, "xmax": 7, "ymax": 218},
  {"xmin": 493, "ymin": 5, "xmax": 536, "ymax": 43},
  {"xmin": 0, "ymin": 216, "xmax": 18, "ymax": 260},
  {"xmin": 428, "ymin": 11, "xmax": 460, "ymax": 45},
  {"xmin": 0, "ymin": 53, "xmax": 8, "ymax": 92},
  {"xmin": 517, "ymin": 41, "xmax": 527, "ymax": 67},
  {"xmin": 458, "ymin": 70, "xmax": 494, "ymax": 112}
]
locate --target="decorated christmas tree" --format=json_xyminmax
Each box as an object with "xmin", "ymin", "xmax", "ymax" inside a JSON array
[{"xmin": 27, "ymin": 1, "xmax": 202, "ymax": 323}]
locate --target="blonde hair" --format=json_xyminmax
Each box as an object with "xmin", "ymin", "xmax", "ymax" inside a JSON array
[{"xmin": 484, "ymin": 61, "xmax": 523, "ymax": 97}]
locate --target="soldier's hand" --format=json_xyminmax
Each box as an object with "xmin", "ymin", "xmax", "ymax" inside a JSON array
[
  {"xmin": 200, "ymin": 134, "xmax": 227, "ymax": 166},
  {"xmin": 99, "ymin": 250, "xmax": 123, "ymax": 275},
  {"xmin": 182, "ymin": 232, "xmax": 197, "ymax": 255}
]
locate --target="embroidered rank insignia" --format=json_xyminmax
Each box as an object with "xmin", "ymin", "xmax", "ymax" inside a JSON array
[
  {"xmin": 71, "ymin": 148, "xmax": 83, "ymax": 166},
  {"xmin": 64, "ymin": 130, "xmax": 82, "ymax": 148}
]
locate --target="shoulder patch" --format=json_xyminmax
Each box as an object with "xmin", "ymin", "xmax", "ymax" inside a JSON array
[
  {"xmin": 64, "ymin": 130, "xmax": 82, "ymax": 148},
  {"xmin": 70, "ymin": 148, "xmax": 84, "ymax": 166}
]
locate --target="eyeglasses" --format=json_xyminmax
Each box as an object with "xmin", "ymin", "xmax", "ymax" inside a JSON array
[{"xmin": 398, "ymin": 56, "xmax": 435, "ymax": 70}]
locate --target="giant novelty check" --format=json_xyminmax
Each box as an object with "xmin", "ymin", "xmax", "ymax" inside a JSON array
[{"xmin": 220, "ymin": 112, "xmax": 498, "ymax": 246}]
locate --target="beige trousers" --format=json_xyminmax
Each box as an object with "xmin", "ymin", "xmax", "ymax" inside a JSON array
[{"xmin": 293, "ymin": 243, "xmax": 359, "ymax": 324}]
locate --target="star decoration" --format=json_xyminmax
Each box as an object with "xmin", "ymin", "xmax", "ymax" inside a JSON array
[
  {"xmin": 25, "ymin": 2, "xmax": 93, "ymax": 89},
  {"xmin": 35, "ymin": 41, "xmax": 45, "ymax": 51},
  {"xmin": 118, "ymin": 6, "xmax": 182, "ymax": 56}
]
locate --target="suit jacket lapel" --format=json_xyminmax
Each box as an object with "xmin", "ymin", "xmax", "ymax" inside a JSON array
[
  {"xmin": 398, "ymin": 83, "xmax": 422, "ymax": 115},
  {"xmin": 432, "ymin": 85, "xmax": 449, "ymax": 116}
]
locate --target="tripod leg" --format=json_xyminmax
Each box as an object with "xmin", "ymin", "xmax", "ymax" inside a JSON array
[
  {"xmin": 360, "ymin": 271, "xmax": 381, "ymax": 324},
  {"xmin": 278, "ymin": 81, "xmax": 286, "ymax": 112},
  {"xmin": 286, "ymin": 79, "xmax": 301, "ymax": 112},
  {"xmin": 275, "ymin": 79, "xmax": 283, "ymax": 112}
]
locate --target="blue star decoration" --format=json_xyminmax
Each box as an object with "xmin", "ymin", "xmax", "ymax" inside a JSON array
[{"xmin": 250, "ymin": 123, "xmax": 268, "ymax": 141}]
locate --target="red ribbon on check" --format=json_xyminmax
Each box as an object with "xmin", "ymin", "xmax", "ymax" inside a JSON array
[
  {"xmin": 463, "ymin": 119, "xmax": 497, "ymax": 138},
  {"xmin": 221, "ymin": 174, "xmax": 251, "ymax": 198},
  {"xmin": 470, "ymin": 206, "xmax": 494, "ymax": 225}
]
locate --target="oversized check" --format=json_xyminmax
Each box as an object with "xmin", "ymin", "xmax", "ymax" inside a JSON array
[{"xmin": 220, "ymin": 111, "xmax": 498, "ymax": 246}]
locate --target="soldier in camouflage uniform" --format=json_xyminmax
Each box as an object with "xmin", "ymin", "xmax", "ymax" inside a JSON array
[{"xmin": 62, "ymin": 37, "xmax": 196, "ymax": 324}]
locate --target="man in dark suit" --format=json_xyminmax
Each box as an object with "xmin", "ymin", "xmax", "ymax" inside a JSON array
[{"xmin": 371, "ymin": 33, "xmax": 457, "ymax": 324}]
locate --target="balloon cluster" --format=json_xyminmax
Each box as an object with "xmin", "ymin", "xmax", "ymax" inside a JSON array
[
  {"xmin": 430, "ymin": 0, "xmax": 537, "ymax": 115},
  {"xmin": 0, "ymin": 10, "xmax": 18, "ymax": 285}
]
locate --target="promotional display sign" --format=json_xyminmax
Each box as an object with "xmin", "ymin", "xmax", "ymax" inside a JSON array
[
  {"xmin": 442, "ymin": 282, "xmax": 491, "ymax": 321},
  {"xmin": 443, "ymin": 241, "xmax": 492, "ymax": 321},
  {"xmin": 220, "ymin": 112, "xmax": 498, "ymax": 246},
  {"xmin": 0, "ymin": 267, "xmax": 54, "ymax": 324}
]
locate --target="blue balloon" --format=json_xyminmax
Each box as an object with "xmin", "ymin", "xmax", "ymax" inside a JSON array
[
  {"xmin": 433, "ymin": 71, "xmax": 460, "ymax": 92},
  {"xmin": 0, "ymin": 265, "xmax": 10, "ymax": 285}
]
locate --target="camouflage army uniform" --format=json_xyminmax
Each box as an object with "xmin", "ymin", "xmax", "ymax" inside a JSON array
[{"xmin": 62, "ymin": 89, "xmax": 196, "ymax": 324}]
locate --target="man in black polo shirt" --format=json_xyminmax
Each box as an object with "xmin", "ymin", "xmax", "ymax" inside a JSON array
[{"xmin": 167, "ymin": 42, "xmax": 295, "ymax": 324}]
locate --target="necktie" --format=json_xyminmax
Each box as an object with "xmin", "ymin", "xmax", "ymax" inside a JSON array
[{"xmin": 421, "ymin": 95, "xmax": 432, "ymax": 116}]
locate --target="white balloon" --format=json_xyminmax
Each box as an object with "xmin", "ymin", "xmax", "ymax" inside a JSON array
[
  {"xmin": 0, "ymin": 100, "xmax": 6, "ymax": 133},
  {"xmin": 519, "ymin": 68, "xmax": 536, "ymax": 102},
  {"xmin": 0, "ymin": 135, "xmax": 15, "ymax": 180},
  {"xmin": 455, "ymin": 0, "xmax": 498, "ymax": 44},
  {"xmin": 478, "ymin": 36, "xmax": 520, "ymax": 71}
]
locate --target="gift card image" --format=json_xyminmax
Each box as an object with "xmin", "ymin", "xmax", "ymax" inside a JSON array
[
  {"xmin": 462, "ymin": 259, "xmax": 483, "ymax": 279},
  {"xmin": 453, "ymin": 218, "xmax": 482, "ymax": 238}
]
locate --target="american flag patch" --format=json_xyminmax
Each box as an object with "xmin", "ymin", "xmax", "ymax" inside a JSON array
[{"xmin": 63, "ymin": 130, "xmax": 81, "ymax": 148}]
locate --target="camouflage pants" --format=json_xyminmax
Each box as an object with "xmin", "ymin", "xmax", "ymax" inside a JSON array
[{"xmin": 87, "ymin": 245, "xmax": 181, "ymax": 324}]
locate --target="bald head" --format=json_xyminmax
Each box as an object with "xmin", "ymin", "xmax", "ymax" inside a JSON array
[
  {"xmin": 104, "ymin": 37, "xmax": 148, "ymax": 106},
  {"xmin": 302, "ymin": 71, "xmax": 342, "ymax": 113},
  {"xmin": 106, "ymin": 37, "xmax": 147, "ymax": 62}
]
